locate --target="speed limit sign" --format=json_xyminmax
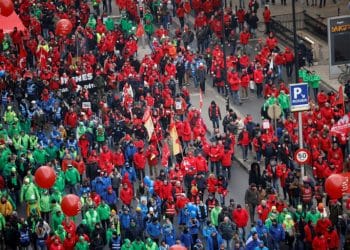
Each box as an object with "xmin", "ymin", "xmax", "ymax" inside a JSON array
[{"xmin": 294, "ymin": 149, "xmax": 310, "ymax": 164}]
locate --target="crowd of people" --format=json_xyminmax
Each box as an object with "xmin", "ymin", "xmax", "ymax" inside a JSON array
[{"xmin": 0, "ymin": 0, "xmax": 348, "ymax": 250}]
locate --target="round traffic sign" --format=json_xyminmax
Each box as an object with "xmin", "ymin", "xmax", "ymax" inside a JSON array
[{"xmin": 294, "ymin": 149, "xmax": 310, "ymax": 164}]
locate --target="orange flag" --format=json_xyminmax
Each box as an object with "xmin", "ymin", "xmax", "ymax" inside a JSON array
[
  {"xmin": 142, "ymin": 108, "xmax": 154, "ymax": 141},
  {"xmin": 169, "ymin": 122, "xmax": 181, "ymax": 155},
  {"xmin": 136, "ymin": 23, "xmax": 144, "ymax": 38}
]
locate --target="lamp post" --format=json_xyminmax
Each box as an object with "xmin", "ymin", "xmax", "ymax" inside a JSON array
[
  {"xmin": 221, "ymin": 0, "xmax": 229, "ymax": 103},
  {"xmin": 292, "ymin": 0, "xmax": 305, "ymax": 179}
]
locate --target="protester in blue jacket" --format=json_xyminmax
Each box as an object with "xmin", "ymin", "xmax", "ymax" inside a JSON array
[
  {"xmin": 180, "ymin": 227, "xmax": 193, "ymax": 249},
  {"xmin": 205, "ymin": 230, "xmax": 223, "ymax": 250},
  {"xmin": 119, "ymin": 208, "xmax": 132, "ymax": 231},
  {"xmin": 103, "ymin": 186, "xmax": 117, "ymax": 210},
  {"xmin": 121, "ymin": 162, "xmax": 137, "ymax": 183},
  {"xmin": 178, "ymin": 207, "xmax": 191, "ymax": 226},
  {"xmin": 202, "ymin": 221, "xmax": 218, "ymax": 239},
  {"xmin": 161, "ymin": 218, "xmax": 176, "ymax": 246},
  {"xmin": 245, "ymin": 232, "xmax": 263, "ymax": 250},
  {"xmin": 146, "ymin": 218, "xmax": 162, "ymax": 243},
  {"xmin": 268, "ymin": 219, "xmax": 285, "ymax": 250},
  {"xmin": 187, "ymin": 217, "xmax": 200, "ymax": 247},
  {"xmin": 92, "ymin": 176, "xmax": 107, "ymax": 197},
  {"xmin": 253, "ymin": 219, "xmax": 268, "ymax": 245}
]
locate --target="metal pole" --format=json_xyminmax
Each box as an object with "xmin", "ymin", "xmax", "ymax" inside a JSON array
[
  {"xmin": 292, "ymin": 0, "xmax": 305, "ymax": 179},
  {"xmin": 292, "ymin": 0, "xmax": 299, "ymax": 83},
  {"xmin": 221, "ymin": 0, "xmax": 228, "ymax": 97}
]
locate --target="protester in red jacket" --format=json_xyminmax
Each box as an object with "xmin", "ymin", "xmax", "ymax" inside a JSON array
[
  {"xmin": 312, "ymin": 233, "xmax": 328, "ymax": 250},
  {"xmin": 196, "ymin": 152, "xmax": 208, "ymax": 175},
  {"xmin": 120, "ymin": 183, "xmax": 133, "ymax": 206},
  {"xmin": 133, "ymin": 148, "xmax": 147, "ymax": 181},
  {"xmin": 232, "ymin": 204, "xmax": 249, "ymax": 229},
  {"xmin": 64, "ymin": 108, "xmax": 78, "ymax": 129},
  {"xmin": 325, "ymin": 226, "xmax": 340, "ymax": 250},
  {"xmin": 239, "ymin": 29, "xmax": 251, "ymax": 47},
  {"xmin": 256, "ymin": 200, "xmax": 270, "ymax": 223}
]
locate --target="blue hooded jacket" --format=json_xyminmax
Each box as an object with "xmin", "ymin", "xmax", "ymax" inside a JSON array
[
  {"xmin": 269, "ymin": 223, "xmax": 285, "ymax": 242},
  {"xmin": 146, "ymin": 221, "xmax": 162, "ymax": 238},
  {"xmin": 187, "ymin": 218, "xmax": 200, "ymax": 235},
  {"xmin": 103, "ymin": 190, "xmax": 117, "ymax": 205},
  {"xmin": 180, "ymin": 231, "xmax": 192, "ymax": 248},
  {"xmin": 205, "ymin": 232, "xmax": 223, "ymax": 250},
  {"xmin": 119, "ymin": 212, "xmax": 131, "ymax": 229},
  {"xmin": 121, "ymin": 165, "xmax": 137, "ymax": 183},
  {"xmin": 162, "ymin": 224, "xmax": 176, "ymax": 246},
  {"xmin": 92, "ymin": 177, "xmax": 107, "ymax": 197}
]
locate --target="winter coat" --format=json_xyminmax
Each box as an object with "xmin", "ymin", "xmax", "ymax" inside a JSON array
[
  {"xmin": 269, "ymin": 224, "xmax": 285, "ymax": 242},
  {"xmin": 146, "ymin": 222, "xmax": 162, "ymax": 239},
  {"xmin": 232, "ymin": 208, "xmax": 249, "ymax": 227},
  {"xmin": 120, "ymin": 187, "xmax": 133, "ymax": 206}
]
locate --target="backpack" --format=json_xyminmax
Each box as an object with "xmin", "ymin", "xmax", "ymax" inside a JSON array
[{"xmin": 19, "ymin": 229, "xmax": 30, "ymax": 246}]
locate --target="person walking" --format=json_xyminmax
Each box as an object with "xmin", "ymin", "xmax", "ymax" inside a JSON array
[
  {"xmin": 245, "ymin": 184, "xmax": 259, "ymax": 224},
  {"xmin": 218, "ymin": 216, "xmax": 236, "ymax": 250}
]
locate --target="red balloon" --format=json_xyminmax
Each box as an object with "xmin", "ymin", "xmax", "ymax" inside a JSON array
[
  {"xmin": 55, "ymin": 19, "xmax": 73, "ymax": 36},
  {"xmin": 34, "ymin": 166, "xmax": 56, "ymax": 189},
  {"xmin": 325, "ymin": 174, "xmax": 345, "ymax": 199},
  {"xmin": 169, "ymin": 245, "xmax": 187, "ymax": 250},
  {"xmin": 0, "ymin": 0, "xmax": 14, "ymax": 17},
  {"xmin": 61, "ymin": 194, "xmax": 81, "ymax": 217}
]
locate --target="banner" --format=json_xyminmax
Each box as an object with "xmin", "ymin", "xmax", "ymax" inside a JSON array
[
  {"xmin": 331, "ymin": 114, "xmax": 350, "ymax": 135},
  {"xmin": 60, "ymin": 73, "xmax": 98, "ymax": 93}
]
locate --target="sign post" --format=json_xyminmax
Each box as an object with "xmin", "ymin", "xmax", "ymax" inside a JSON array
[{"xmin": 290, "ymin": 83, "xmax": 310, "ymax": 179}]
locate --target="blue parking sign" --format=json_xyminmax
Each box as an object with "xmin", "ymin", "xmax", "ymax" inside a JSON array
[{"xmin": 289, "ymin": 83, "xmax": 310, "ymax": 112}]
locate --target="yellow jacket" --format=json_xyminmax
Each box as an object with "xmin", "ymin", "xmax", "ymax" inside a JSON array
[{"xmin": 0, "ymin": 201, "xmax": 13, "ymax": 217}]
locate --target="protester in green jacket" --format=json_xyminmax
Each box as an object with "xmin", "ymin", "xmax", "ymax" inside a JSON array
[
  {"xmin": 3, "ymin": 106, "xmax": 17, "ymax": 125},
  {"xmin": 55, "ymin": 224, "xmax": 66, "ymax": 242},
  {"xmin": 277, "ymin": 90, "xmax": 290, "ymax": 118},
  {"xmin": 0, "ymin": 124, "xmax": 8, "ymax": 141},
  {"xmin": 19, "ymin": 131, "xmax": 30, "ymax": 150},
  {"xmin": 210, "ymin": 204, "xmax": 222, "ymax": 227},
  {"xmin": 65, "ymin": 164, "xmax": 80, "ymax": 194},
  {"xmin": 53, "ymin": 171, "xmax": 66, "ymax": 193},
  {"xmin": 145, "ymin": 238, "xmax": 158, "ymax": 250},
  {"xmin": 46, "ymin": 142, "xmax": 58, "ymax": 162},
  {"xmin": 97, "ymin": 201, "xmax": 111, "ymax": 225},
  {"xmin": 84, "ymin": 205, "xmax": 101, "ymax": 231},
  {"xmin": 20, "ymin": 178, "xmax": 40, "ymax": 216},
  {"xmin": 121, "ymin": 239, "xmax": 133, "ymax": 250},
  {"xmin": 8, "ymin": 120, "xmax": 20, "ymax": 138},
  {"xmin": 87, "ymin": 14, "xmax": 97, "ymax": 29},
  {"xmin": 305, "ymin": 207, "xmax": 321, "ymax": 225},
  {"xmin": 75, "ymin": 235, "xmax": 90, "ymax": 250},
  {"xmin": 29, "ymin": 134, "xmax": 38, "ymax": 150},
  {"xmin": 132, "ymin": 238, "xmax": 147, "ymax": 250},
  {"xmin": 39, "ymin": 190, "xmax": 51, "ymax": 220},
  {"xmin": 33, "ymin": 146, "xmax": 48, "ymax": 166},
  {"xmin": 105, "ymin": 17, "xmax": 115, "ymax": 31},
  {"xmin": 309, "ymin": 71, "xmax": 320, "ymax": 99},
  {"xmin": 52, "ymin": 210, "xmax": 65, "ymax": 232}
]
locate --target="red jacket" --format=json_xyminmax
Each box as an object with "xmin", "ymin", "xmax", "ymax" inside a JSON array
[
  {"xmin": 315, "ymin": 218, "xmax": 332, "ymax": 235},
  {"xmin": 133, "ymin": 151, "xmax": 146, "ymax": 170},
  {"xmin": 256, "ymin": 204, "xmax": 270, "ymax": 223},
  {"xmin": 304, "ymin": 224, "xmax": 314, "ymax": 243},
  {"xmin": 221, "ymin": 149, "xmax": 233, "ymax": 168},
  {"xmin": 120, "ymin": 186, "xmax": 133, "ymax": 206},
  {"xmin": 64, "ymin": 112, "xmax": 78, "ymax": 128},
  {"xmin": 312, "ymin": 236, "xmax": 327, "ymax": 250},
  {"xmin": 207, "ymin": 176, "xmax": 218, "ymax": 193},
  {"xmin": 240, "ymin": 31, "xmax": 250, "ymax": 45},
  {"xmin": 209, "ymin": 145, "xmax": 222, "ymax": 162},
  {"xmin": 160, "ymin": 183, "xmax": 173, "ymax": 200},
  {"xmin": 253, "ymin": 69, "xmax": 264, "ymax": 84},
  {"xmin": 325, "ymin": 229, "xmax": 340, "ymax": 249},
  {"xmin": 232, "ymin": 208, "xmax": 249, "ymax": 227},
  {"xmin": 263, "ymin": 8, "xmax": 271, "ymax": 23},
  {"xmin": 196, "ymin": 156, "xmax": 208, "ymax": 172}
]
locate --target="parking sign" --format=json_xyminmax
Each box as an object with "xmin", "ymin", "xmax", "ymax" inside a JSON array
[{"xmin": 289, "ymin": 83, "xmax": 310, "ymax": 112}]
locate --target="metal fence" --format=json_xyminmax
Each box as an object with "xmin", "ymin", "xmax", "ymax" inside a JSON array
[
  {"xmin": 271, "ymin": 11, "xmax": 305, "ymax": 31},
  {"xmin": 303, "ymin": 12, "xmax": 327, "ymax": 42}
]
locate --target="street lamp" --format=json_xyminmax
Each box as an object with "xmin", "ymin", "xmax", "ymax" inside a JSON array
[
  {"xmin": 291, "ymin": 0, "xmax": 305, "ymax": 179},
  {"xmin": 221, "ymin": 0, "xmax": 229, "ymax": 102}
]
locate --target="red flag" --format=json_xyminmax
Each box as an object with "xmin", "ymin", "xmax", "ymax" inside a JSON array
[
  {"xmin": 335, "ymin": 86, "xmax": 345, "ymax": 113},
  {"xmin": 161, "ymin": 143, "xmax": 170, "ymax": 167}
]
